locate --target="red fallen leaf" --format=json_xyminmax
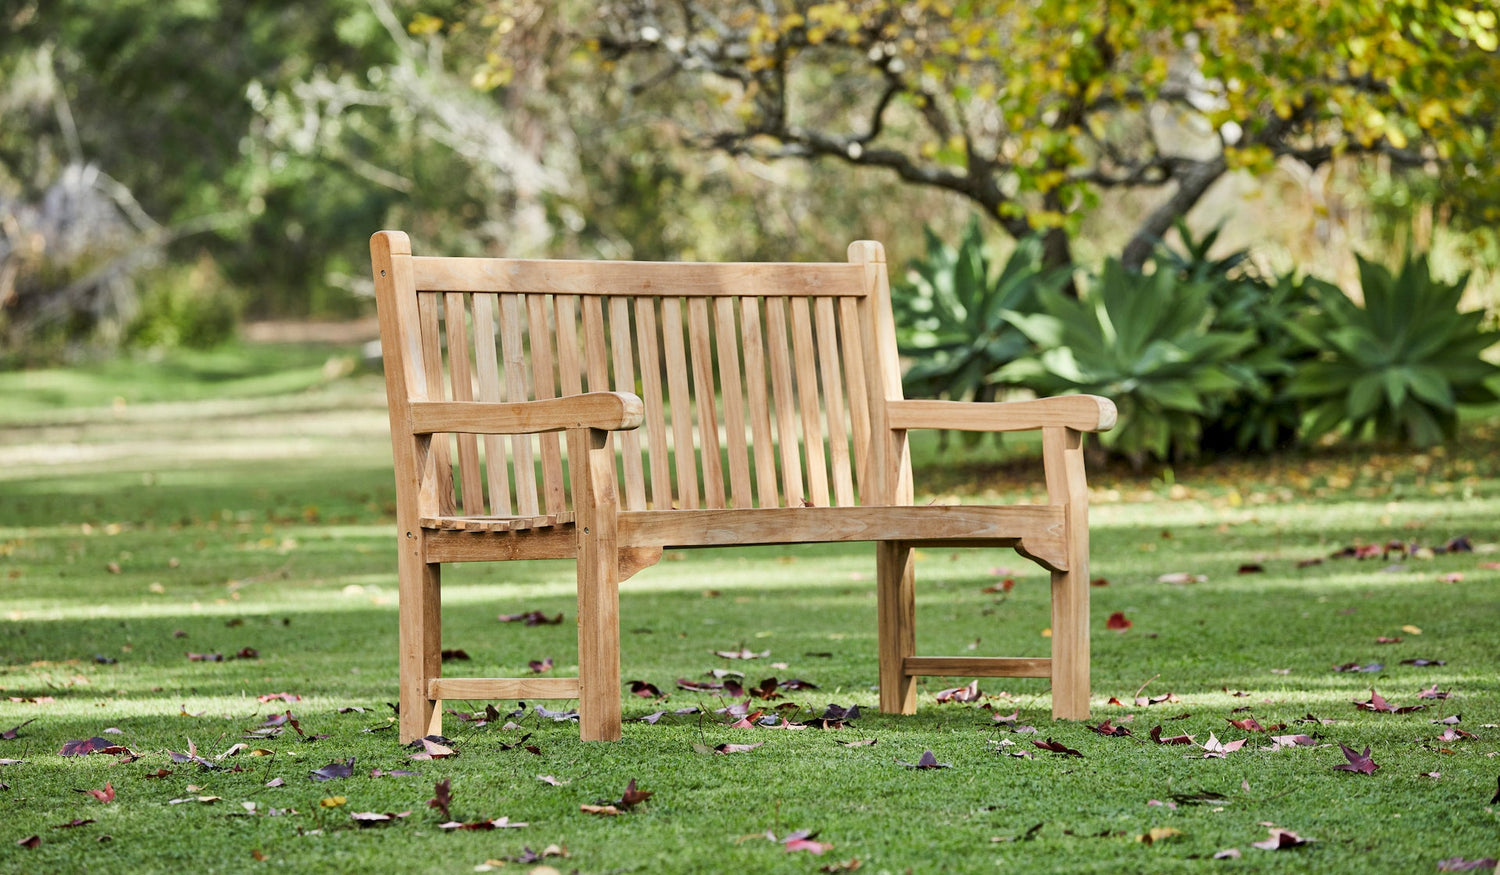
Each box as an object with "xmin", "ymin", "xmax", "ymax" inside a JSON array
[
  {"xmin": 52, "ymin": 819, "xmax": 95, "ymax": 830},
  {"xmin": 143, "ymin": 769, "xmax": 172, "ymax": 779},
  {"xmin": 1090, "ymin": 577, "xmax": 1109, "ymax": 586},
  {"xmin": 1438, "ymin": 728, "xmax": 1477, "ymax": 742},
  {"xmin": 761, "ymin": 717, "xmax": 807, "ymax": 730},
  {"xmin": 677, "ymin": 677, "xmax": 720, "ymax": 692},
  {"xmin": 1228, "ymin": 717, "xmax": 1265, "ymax": 732},
  {"xmin": 17, "ymin": 835, "xmax": 40, "ymax": 849},
  {"xmin": 898, "ymin": 750, "xmax": 952, "ymax": 768},
  {"xmin": 439, "ymin": 816, "xmax": 526, "ymax": 830},
  {"xmin": 1106, "ymin": 697, "xmax": 1126, "ymax": 707},
  {"xmin": 528, "ymin": 658, "xmax": 554, "ymax": 673},
  {"xmin": 1355, "ymin": 689, "xmax": 1395, "ymax": 713},
  {"xmin": 1032, "ymin": 739, "xmax": 1083, "ymax": 757},
  {"xmin": 1333, "ymin": 743, "xmax": 1380, "ymax": 775},
  {"xmin": 981, "ymin": 578, "xmax": 1016, "ymax": 594},
  {"xmin": 627, "ymin": 681, "xmax": 663, "ymax": 702},
  {"xmin": 1437, "ymin": 858, "xmax": 1500, "ymax": 872},
  {"xmin": 440, "ymin": 649, "xmax": 471, "ymax": 661},
  {"xmin": 59, "ymin": 737, "xmax": 115, "ymax": 757},
  {"xmin": 782, "ymin": 830, "xmax": 833, "ymax": 854},
  {"xmin": 1197, "ymin": 733, "xmax": 1245, "ymax": 757},
  {"xmin": 1149, "ymin": 726, "xmax": 1194, "ymax": 745},
  {"xmin": 714, "ymin": 647, "xmax": 770, "ymax": 660},
  {"xmin": 428, "ymin": 778, "xmax": 452, "ymax": 819},
  {"xmin": 76, "ymin": 782, "xmax": 114, "ymax": 802},
  {"xmin": 1418, "ymin": 684, "xmax": 1451, "ymax": 700},
  {"xmin": 1237, "ymin": 563, "xmax": 1265, "ymax": 574},
  {"xmin": 498, "ymin": 610, "xmax": 563, "ymax": 625},
  {"xmin": 350, "ymin": 811, "xmax": 410, "ymax": 826},
  {"xmin": 1089, "ymin": 720, "xmax": 1132, "ymax": 737},
  {"xmin": 234, "ymin": 647, "xmax": 259, "ymax": 660},
  {"xmin": 1295, "ymin": 557, "xmax": 1324, "ymax": 568},
  {"xmin": 411, "ymin": 737, "xmax": 455, "ymax": 760},
  {"xmin": 1, "ymin": 718, "xmax": 36, "ymax": 739},
  {"xmin": 1105, "ymin": 611, "xmax": 1132, "ymax": 631},
  {"xmin": 780, "ymin": 678, "xmax": 819, "ymax": 691},
  {"xmin": 1135, "ymin": 693, "xmax": 1180, "ymax": 707},
  {"xmin": 186, "ymin": 652, "xmax": 223, "ymax": 662},
  {"xmin": 750, "ymin": 677, "xmax": 783, "ymax": 700},
  {"xmin": 310, "ymin": 759, "xmax": 355, "ymax": 781},
  {"xmin": 257, "ymin": 693, "xmax": 300, "ymax": 703},
  {"xmin": 934, "ymin": 680, "xmax": 981, "ymax": 703},
  {"xmin": 991, "ymin": 710, "xmax": 1020, "ymax": 725},
  {"xmin": 1251, "ymin": 828, "xmax": 1310, "ymax": 850}
]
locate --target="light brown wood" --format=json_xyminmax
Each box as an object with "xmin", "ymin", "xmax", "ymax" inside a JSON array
[
  {"xmin": 527, "ymin": 294, "xmax": 567, "ymax": 513},
  {"xmin": 429, "ymin": 677, "xmax": 580, "ymax": 700},
  {"xmin": 714, "ymin": 298, "xmax": 753, "ymax": 508},
  {"xmin": 409, "ymin": 394, "xmax": 644, "ymax": 435},
  {"xmin": 903, "ymin": 657, "xmax": 1052, "ymax": 678},
  {"xmin": 763, "ymin": 297, "xmax": 804, "ymax": 506},
  {"xmin": 888, "ymin": 395, "xmax": 1118, "ymax": 433},
  {"xmin": 471, "ymin": 293, "xmax": 513, "ymax": 516},
  {"xmin": 687, "ymin": 298, "xmax": 725, "ymax": 508},
  {"xmin": 373, "ymin": 231, "xmax": 1111, "ymax": 743},
  {"xmin": 634, "ymin": 298, "xmax": 673, "ymax": 509},
  {"xmin": 739, "ymin": 297, "xmax": 779, "ymax": 507},
  {"xmin": 659, "ymin": 297, "xmax": 698, "ymax": 508},
  {"xmin": 1044, "ymin": 426, "xmax": 1091, "ymax": 721},
  {"xmin": 411, "ymin": 256, "xmax": 867, "ymax": 297}
]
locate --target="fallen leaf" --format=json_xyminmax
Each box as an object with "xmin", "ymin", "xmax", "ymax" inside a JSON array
[
  {"xmin": 628, "ymin": 680, "xmax": 662, "ymax": 698},
  {"xmin": 1437, "ymin": 858, "xmax": 1500, "ymax": 872},
  {"xmin": 714, "ymin": 647, "xmax": 770, "ymax": 660},
  {"xmin": 1197, "ymin": 733, "xmax": 1245, "ymax": 757},
  {"xmin": 310, "ymin": 759, "xmax": 355, "ymax": 781},
  {"xmin": 1156, "ymin": 572, "xmax": 1206, "ymax": 584},
  {"xmin": 17, "ymin": 836, "xmax": 39, "ymax": 849},
  {"xmin": 838, "ymin": 738, "xmax": 878, "ymax": 747},
  {"xmin": 527, "ymin": 657, "xmax": 554, "ymax": 673},
  {"xmin": 714, "ymin": 743, "xmax": 764, "ymax": 754},
  {"xmin": 59, "ymin": 737, "xmax": 121, "ymax": 757},
  {"xmin": 1401, "ymin": 658, "xmax": 1446, "ymax": 667},
  {"xmin": 782, "ymin": 830, "xmax": 832, "ymax": 854},
  {"xmin": 440, "ymin": 648, "xmax": 470, "ymax": 661},
  {"xmin": 1149, "ymin": 726, "xmax": 1194, "ymax": 745},
  {"xmin": 1417, "ymin": 684, "xmax": 1451, "ymax": 700},
  {"xmin": 428, "ymin": 778, "xmax": 452, "ymax": 819},
  {"xmin": 1332, "ymin": 743, "xmax": 1380, "ymax": 775},
  {"xmin": 52, "ymin": 819, "xmax": 95, "ymax": 830},
  {"xmin": 498, "ymin": 611, "xmax": 563, "ymax": 625},
  {"xmin": 1032, "ymin": 738, "xmax": 1083, "ymax": 757},
  {"xmin": 1, "ymin": 718, "xmax": 36, "ymax": 739},
  {"xmin": 350, "ymin": 811, "xmax": 410, "ymax": 826},
  {"xmin": 1105, "ymin": 611, "xmax": 1132, "ymax": 631},
  {"xmin": 1267, "ymin": 734, "xmax": 1317, "ymax": 749},
  {"xmin": 934, "ymin": 680, "xmax": 981, "ymax": 703},
  {"xmin": 1375, "ymin": 636, "xmax": 1403, "ymax": 644},
  {"xmin": 1137, "ymin": 827, "xmax": 1181, "ymax": 844},
  {"xmin": 320, "ymin": 796, "xmax": 347, "ymax": 808},
  {"xmin": 409, "ymin": 736, "xmax": 455, "ymax": 760},
  {"xmin": 76, "ymin": 782, "xmax": 114, "ymax": 803},
  {"xmin": 1251, "ymin": 828, "xmax": 1310, "ymax": 850},
  {"xmin": 257, "ymin": 692, "xmax": 300, "ymax": 703},
  {"xmin": 1213, "ymin": 848, "xmax": 1242, "ymax": 859},
  {"xmin": 1089, "ymin": 720, "xmax": 1132, "ymax": 738},
  {"xmin": 439, "ymin": 817, "xmax": 526, "ymax": 830},
  {"xmin": 897, "ymin": 750, "xmax": 952, "ymax": 769},
  {"xmin": 1334, "ymin": 662, "xmax": 1383, "ymax": 673},
  {"xmin": 1227, "ymin": 717, "xmax": 1264, "ymax": 732}
]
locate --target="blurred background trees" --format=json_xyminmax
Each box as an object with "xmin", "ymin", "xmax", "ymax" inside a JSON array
[{"xmin": 2, "ymin": 0, "xmax": 1497, "ymax": 455}]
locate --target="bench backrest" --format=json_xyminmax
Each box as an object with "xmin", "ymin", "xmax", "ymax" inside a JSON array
[{"xmin": 372, "ymin": 232, "xmax": 909, "ymax": 521}]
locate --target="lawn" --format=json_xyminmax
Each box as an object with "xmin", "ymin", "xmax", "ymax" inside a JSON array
[{"xmin": 2, "ymin": 345, "xmax": 1498, "ymax": 874}]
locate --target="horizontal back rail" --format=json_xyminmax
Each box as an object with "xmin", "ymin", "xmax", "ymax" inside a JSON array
[{"xmin": 410, "ymin": 257, "xmax": 867, "ymax": 297}]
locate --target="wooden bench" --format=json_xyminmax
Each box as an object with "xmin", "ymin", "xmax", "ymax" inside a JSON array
[{"xmin": 370, "ymin": 230, "xmax": 1115, "ymax": 742}]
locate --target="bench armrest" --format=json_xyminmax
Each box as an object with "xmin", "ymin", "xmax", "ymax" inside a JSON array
[
  {"xmin": 409, "ymin": 392, "xmax": 645, "ymax": 435},
  {"xmin": 886, "ymin": 395, "xmax": 1116, "ymax": 434}
]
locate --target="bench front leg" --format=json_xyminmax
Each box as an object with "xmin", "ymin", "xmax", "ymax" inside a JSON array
[
  {"xmin": 397, "ymin": 549, "xmax": 442, "ymax": 743},
  {"xmin": 876, "ymin": 541, "xmax": 917, "ymax": 714},
  {"xmin": 1043, "ymin": 426, "xmax": 1090, "ymax": 720},
  {"xmin": 569, "ymin": 427, "xmax": 623, "ymax": 741}
]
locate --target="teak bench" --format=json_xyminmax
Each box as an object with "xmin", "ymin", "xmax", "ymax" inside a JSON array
[{"xmin": 370, "ymin": 230, "xmax": 1116, "ymax": 742}]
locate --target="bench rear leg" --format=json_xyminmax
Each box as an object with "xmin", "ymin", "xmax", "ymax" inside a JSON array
[
  {"xmin": 398, "ymin": 558, "xmax": 442, "ymax": 743},
  {"xmin": 876, "ymin": 541, "xmax": 916, "ymax": 714},
  {"xmin": 1044, "ymin": 426, "xmax": 1090, "ymax": 720}
]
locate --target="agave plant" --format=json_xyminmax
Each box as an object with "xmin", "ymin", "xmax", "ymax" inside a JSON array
[
  {"xmin": 892, "ymin": 219, "xmax": 1068, "ymax": 404},
  {"xmin": 1284, "ymin": 254, "xmax": 1500, "ymax": 446},
  {"xmin": 998, "ymin": 259, "xmax": 1258, "ymax": 466}
]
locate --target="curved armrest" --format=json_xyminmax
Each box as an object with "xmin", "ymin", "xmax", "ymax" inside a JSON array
[
  {"xmin": 886, "ymin": 395, "xmax": 1116, "ymax": 433},
  {"xmin": 409, "ymin": 392, "xmax": 645, "ymax": 435}
]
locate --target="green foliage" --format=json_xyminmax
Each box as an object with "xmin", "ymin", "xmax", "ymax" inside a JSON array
[
  {"xmin": 892, "ymin": 220, "xmax": 1066, "ymax": 404},
  {"xmin": 1000, "ymin": 260, "xmax": 1257, "ymax": 466},
  {"xmin": 126, "ymin": 256, "xmax": 242, "ymax": 350},
  {"xmin": 1285, "ymin": 254, "xmax": 1500, "ymax": 446}
]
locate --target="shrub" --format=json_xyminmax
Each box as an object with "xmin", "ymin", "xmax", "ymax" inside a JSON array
[
  {"xmin": 1284, "ymin": 253, "xmax": 1500, "ymax": 446},
  {"xmin": 127, "ymin": 255, "xmax": 241, "ymax": 351},
  {"xmin": 999, "ymin": 259, "xmax": 1258, "ymax": 467},
  {"xmin": 892, "ymin": 219, "xmax": 1068, "ymax": 404}
]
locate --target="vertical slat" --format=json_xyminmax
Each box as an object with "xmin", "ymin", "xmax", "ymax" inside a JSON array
[
  {"xmin": 739, "ymin": 297, "xmax": 779, "ymax": 508},
  {"xmin": 789, "ymin": 297, "xmax": 830, "ymax": 507},
  {"xmin": 444, "ymin": 293, "xmax": 486, "ymax": 515},
  {"xmin": 839, "ymin": 297, "xmax": 872, "ymax": 504},
  {"xmin": 609, "ymin": 297, "xmax": 648, "ymax": 511},
  {"xmin": 763, "ymin": 297, "xmax": 804, "ymax": 507},
  {"xmin": 500, "ymin": 294, "xmax": 539, "ymax": 516},
  {"xmin": 581, "ymin": 297, "xmax": 610, "ymax": 393},
  {"xmin": 686, "ymin": 298, "xmax": 725, "ymax": 508},
  {"xmin": 659, "ymin": 298, "xmax": 700, "ymax": 507},
  {"xmin": 555, "ymin": 295, "xmax": 584, "ymax": 396},
  {"xmin": 635, "ymin": 298, "xmax": 673, "ymax": 509},
  {"xmin": 471, "ymin": 294, "xmax": 513, "ymax": 516},
  {"xmin": 526, "ymin": 294, "xmax": 567, "ymax": 514},
  {"xmin": 418, "ymin": 293, "xmax": 455, "ymax": 515},
  {"xmin": 714, "ymin": 298, "xmax": 753, "ymax": 508},
  {"xmin": 815, "ymin": 297, "xmax": 855, "ymax": 507}
]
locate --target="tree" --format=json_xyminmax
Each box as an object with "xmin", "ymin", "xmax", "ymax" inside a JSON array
[{"xmin": 570, "ymin": 1, "xmax": 1498, "ymax": 268}]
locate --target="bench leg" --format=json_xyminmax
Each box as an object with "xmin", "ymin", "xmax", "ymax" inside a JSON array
[
  {"xmin": 1044, "ymin": 427, "xmax": 1090, "ymax": 720},
  {"xmin": 572, "ymin": 428, "xmax": 623, "ymax": 741},
  {"xmin": 876, "ymin": 541, "xmax": 916, "ymax": 714},
  {"xmin": 398, "ymin": 559, "xmax": 442, "ymax": 743}
]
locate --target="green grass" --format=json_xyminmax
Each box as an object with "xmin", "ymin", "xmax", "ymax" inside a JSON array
[{"xmin": 2, "ymin": 350, "xmax": 1500, "ymax": 873}]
